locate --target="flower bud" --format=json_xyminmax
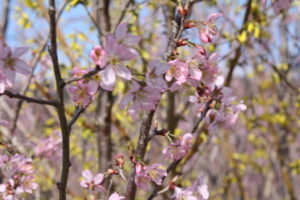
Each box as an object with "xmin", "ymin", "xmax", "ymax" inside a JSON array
[
  {"xmin": 177, "ymin": 6, "xmax": 188, "ymax": 17},
  {"xmin": 184, "ymin": 21, "xmax": 196, "ymax": 29},
  {"xmin": 176, "ymin": 38, "xmax": 189, "ymax": 47}
]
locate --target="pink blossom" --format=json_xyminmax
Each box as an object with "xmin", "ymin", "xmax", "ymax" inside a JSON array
[
  {"xmin": 0, "ymin": 45, "xmax": 31, "ymax": 85},
  {"xmin": 172, "ymin": 187, "xmax": 198, "ymax": 200},
  {"xmin": 115, "ymin": 23, "xmax": 141, "ymax": 46},
  {"xmin": 134, "ymin": 163, "xmax": 167, "ymax": 190},
  {"xmin": 163, "ymin": 133, "xmax": 194, "ymax": 161},
  {"xmin": 80, "ymin": 170, "xmax": 106, "ymax": 193},
  {"xmin": 199, "ymin": 13, "xmax": 222, "ymax": 43},
  {"xmin": 108, "ymin": 192, "xmax": 126, "ymax": 200},
  {"xmin": 273, "ymin": 0, "xmax": 291, "ymax": 14},
  {"xmin": 206, "ymin": 88, "xmax": 247, "ymax": 130},
  {"xmin": 146, "ymin": 60, "xmax": 169, "ymax": 92},
  {"xmin": 90, "ymin": 23, "xmax": 139, "ymax": 90},
  {"xmin": 191, "ymin": 49, "xmax": 220, "ymax": 86},
  {"xmin": 68, "ymin": 80, "xmax": 98, "ymax": 107},
  {"xmin": 163, "ymin": 141, "xmax": 188, "ymax": 161},
  {"xmin": 166, "ymin": 59, "xmax": 189, "ymax": 85},
  {"xmin": 134, "ymin": 164, "xmax": 152, "ymax": 190},
  {"xmin": 120, "ymin": 81, "xmax": 161, "ymax": 120},
  {"xmin": 144, "ymin": 163, "xmax": 167, "ymax": 185},
  {"xmin": 172, "ymin": 177, "xmax": 209, "ymax": 200}
]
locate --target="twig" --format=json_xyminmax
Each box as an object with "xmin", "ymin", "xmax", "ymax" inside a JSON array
[
  {"xmin": 0, "ymin": 0, "xmax": 11, "ymax": 38},
  {"xmin": 64, "ymin": 65, "xmax": 101, "ymax": 85},
  {"xmin": 1, "ymin": 90, "xmax": 58, "ymax": 106},
  {"xmin": 224, "ymin": 0, "xmax": 253, "ymax": 86},
  {"xmin": 68, "ymin": 107, "xmax": 86, "ymax": 129},
  {"xmin": 83, "ymin": 5, "xmax": 103, "ymax": 39},
  {"xmin": 114, "ymin": 0, "xmax": 133, "ymax": 32}
]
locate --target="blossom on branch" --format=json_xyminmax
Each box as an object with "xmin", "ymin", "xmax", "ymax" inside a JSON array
[{"xmin": 80, "ymin": 170, "xmax": 106, "ymax": 193}]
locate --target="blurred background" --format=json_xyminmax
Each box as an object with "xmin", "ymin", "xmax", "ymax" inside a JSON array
[{"xmin": 0, "ymin": 0, "xmax": 299, "ymax": 199}]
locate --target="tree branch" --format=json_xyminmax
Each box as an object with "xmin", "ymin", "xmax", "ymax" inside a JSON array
[
  {"xmin": 1, "ymin": 90, "xmax": 58, "ymax": 106},
  {"xmin": 48, "ymin": 1, "xmax": 71, "ymax": 199}
]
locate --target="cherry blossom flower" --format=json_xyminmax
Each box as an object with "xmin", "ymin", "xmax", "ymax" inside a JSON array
[
  {"xmin": 163, "ymin": 133, "xmax": 194, "ymax": 161},
  {"xmin": 0, "ymin": 45, "xmax": 31, "ymax": 85},
  {"xmin": 191, "ymin": 48, "xmax": 220, "ymax": 86},
  {"xmin": 134, "ymin": 163, "xmax": 167, "ymax": 190},
  {"xmin": 172, "ymin": 187, "xmax": 198, "ymax": 200},
  {"xmin": 172, "ymin": 177, "xmax": 209, "ymax": 200},
  {"xmin": 205, "ymin": 87, "xmax": 247, "ymax": 130},
  {"xmin": 108, "ymin": 192, "xmax": 126, "ymax": 200},
  {"xmin": 199, "ymin": 13, "xmax": 222, "ymax": 43},
  {"xmin": 144, "ymin": 163, "xmax": 167, "ymax": 185},
  {"xmin": 273, "ymin": 0, "xmax": 291, "ymax": 14},
  {"xmin": 68, "ymin": 80, "xmax": 98, "ymax": 107},
  {"xmin": 115, "ymin": 23, "xmax": 141, "ymax": 46},
  {"xmin": 146, "ymin": 60, "xmax": 169, "ymax": 92},
  {"xmin": 120, "ymin": 81, "xmax": 161, "ymax": 120},
  {"xmin": 80, "ymin": 170, "xmax": 106, "ymax": 193},
  {"xmin": 165, "ymin": 59, "xmax": 189, "ymax": 85},
  {"xmin": 89, "ymin": 23, "xmax": 140, "ymax": 90},
  {"xmin": 134, "ymin": 164, "xmax": 152, "ymax": 190}
]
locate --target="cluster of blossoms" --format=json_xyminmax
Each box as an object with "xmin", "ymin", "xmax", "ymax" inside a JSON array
[
  {"xmin": 75, "ymin": 10, "xmax": 247, "ymax": 199},
  {"xmin": 0, "ymin": 154, "xmax": 38, "ymax": 200},
  {"xmin": 0, "ymin": 39, "xmax": 31, "ymax": 93},
  {"xmin": 68, "ymin": 67, "xmax": 99, "ymax": 107},
  {"xmin": 68, "ymin": 23, "xmax": 140, "ymax": 106}
]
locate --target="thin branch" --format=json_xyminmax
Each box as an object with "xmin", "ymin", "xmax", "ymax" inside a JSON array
[
  {"xmin": 0, "ymin": 0, "xmax": 11, "ymax": 38},
  {"xmin": 68, "ymin": 107, "xmax": 86, "ymax": 128},
  {"xmin": 114, "ymin": 0, "xmax": 133, "ymax": 32},
  {"xmin": 83, "ymin": 5, "xmax": 103, "ymax": 38},
  {"xmin": 48, "ymin": 1, "xmax": 70, "ymax": 200},
  {"xmin": 224, "ymin": 0, "xmax": 252, "ymax": 86},
  {"xmin": 1, "ymin": 90, "xmax": 58, "ymax": 106},
  {"xmin": 64, "ymin": 65, "xmax": 101, "ymax": 85}
]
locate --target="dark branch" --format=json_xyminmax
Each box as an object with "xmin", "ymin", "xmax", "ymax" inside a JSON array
[{"xmin": 1, "ymin": 90, "xmax": 58, "ymax": 106}]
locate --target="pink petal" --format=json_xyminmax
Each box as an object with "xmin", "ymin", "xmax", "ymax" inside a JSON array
[
  {"xmin": 93, "ymin": 173, "xmax": 104, "ymax": 185},
  {"xmin": 12, "ymin": 47, "xmax": 28, "ymax": 57},
  {"xmin": 14, "ymin": 60, "xmax": 31, "ymax": 75},
  {"xmin": 115, "ymin": 64, "xmax": 132, "ymax": 80},
  {"xmin": 87, "ymin": 80, "xmax": 99, "ymax": 95},
  {"xmin": 82, "ymin": 170, "xmax": 93, "ymax": 182},
  {"xmin": 102, "ymin": 66, "xmax": 116, "ymax": 86},
  {"xmin": 207, "ymin": 13, "xmax": 223, "ymax": 23},
  {"xmin": 115, "ymin": 23, "xmax": 128, "ymax": 41}
]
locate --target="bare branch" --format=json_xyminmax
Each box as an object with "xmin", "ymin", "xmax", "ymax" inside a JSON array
[{"xmin": 1, "ymin": 90, "xmax": 58, "ymax": 106}]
